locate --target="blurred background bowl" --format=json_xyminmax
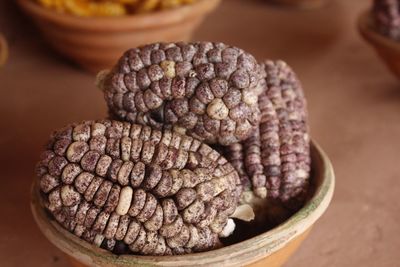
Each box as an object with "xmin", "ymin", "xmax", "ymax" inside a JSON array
[
  {"xmin": 31, "ymin": 140, "xmax": 334, "ymax": 267},
  {"xmin": 17, "ymin": 0, "xmax": 221, "ymax": 73},
  {"xmin": 358, "ymin": 10, "xmax": 400, "ymax": 79}
]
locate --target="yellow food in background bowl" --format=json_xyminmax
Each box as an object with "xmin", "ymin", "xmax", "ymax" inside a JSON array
[
  {"xmin": 35, "ymin": 0, "xmax": 198, "ymax": 16},
  {"xmin": 18, "ymin": 0, "xmax": 221, "ymax": 72},
  {"xmin": 0, "ymin": 34, "xmax": 8, "ymax": 67}
]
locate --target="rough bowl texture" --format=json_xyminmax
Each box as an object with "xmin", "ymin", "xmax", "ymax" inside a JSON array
[
  {"xmin": 31, "ymin": 140, "xmax": 334, "ymax": 267},
  {"xmin": 358, "ymin": 10, "xmax": 400, "ymax": 79},
  {"xmin": 16, "ymin": 0, "xmax": 221, "ymax": 73}
]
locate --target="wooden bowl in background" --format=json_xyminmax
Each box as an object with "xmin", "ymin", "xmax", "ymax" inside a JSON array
[
  {"xmin": 16, "ymin": 0, "xmax": 221, "ymax": 73},
  {"xmin": 31, "ymin": 140, "xmax": 334, "ymax": 267},
  {"xmin": 358, "ymin": 10, "xmax": 400, "ymax": 79}
]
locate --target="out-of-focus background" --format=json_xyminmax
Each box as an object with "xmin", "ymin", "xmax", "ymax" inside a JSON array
[{"xmin": 1, "ymin": 0, "xmax": 399, "ymax": 266}]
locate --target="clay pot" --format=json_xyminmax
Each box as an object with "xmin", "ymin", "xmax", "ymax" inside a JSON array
[
  {"xmin": 268, "ymin": 0, "xmax": 327, "ymax": 9},
  {"xmin": 16, "ymin": 0, "xmax": 221, "ymax": 73},
  {"xmin": 31, "ymin": 140, "xmax": 334, "ymax": 267},
  {"xmin": 358, "ymin": 10, "xmax": 400, "ymax": 78}
]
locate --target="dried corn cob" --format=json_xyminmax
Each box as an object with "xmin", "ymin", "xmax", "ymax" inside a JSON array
[
  {"xmin": 223, "ymin": 60, "xmax": 310, "ymax": 208},
  {"xmin": 373, "ymin": 0, "xmax": 400, "ymax": 40},
  {"xmin": 223, "ymin": 143, "xmax": 250, "ymax": 192},
  {"xmin": 99, "ymin": 42, "xmax": 265, "ymax": 145},
  {"xmin": 36, "ymin": 120, "xmax": 241, "ymax": 255},
  {"xmin": 264, "ymin": 60, "xmax": 309, "ymax": 206}
]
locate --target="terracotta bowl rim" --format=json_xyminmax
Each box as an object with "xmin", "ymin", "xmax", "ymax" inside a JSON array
[
  {"xmin": 358, "ymin": 10, "xmax": 400, "ymax": 53},
  {"xmin": 31, "ymin": 139, "xmax": 335, "ymax": 266},
  {"xmin": 16, "ymin": 0, "xmax": 221, "ymax": 31}
]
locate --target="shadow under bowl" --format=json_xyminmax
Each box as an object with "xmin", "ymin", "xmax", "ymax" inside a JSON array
[
  {"xmin": 16, "ymin": 0, "xmax": 221, "ymax": 73},
  {"xmin": 31, "ymin": 140, "xmax": 334, "ymax": 267},
  {"xmin": 358, "ymin": 10, "xmax": 400, "ymax": 79}
]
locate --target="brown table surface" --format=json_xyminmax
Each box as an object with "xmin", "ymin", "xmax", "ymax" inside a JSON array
[{"xmin": 1, "ymin": 0, "xmax": 399, "ymax": 266}]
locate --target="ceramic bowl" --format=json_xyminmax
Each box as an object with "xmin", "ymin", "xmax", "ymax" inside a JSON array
[
  {"xmin": 358, "ymin": 10, "xmax": 400, "ymax": 78},
  {"xmin": 31, "ymin": 140, "xmax": 334, "ymax": 267},
  {"xmin": 16, "ymin": 0, "xmax": 221, "ymax": 73},
  {"xmin": 268, "ymin": 0, "xmax": 327, "ymax": 9}
]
